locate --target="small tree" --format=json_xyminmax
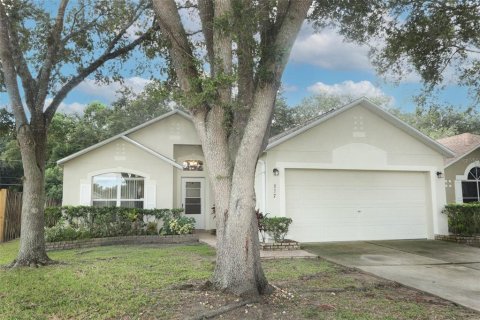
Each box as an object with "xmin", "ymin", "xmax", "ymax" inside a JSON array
[{"xmin": 0, "ymin": 0, "xmax": 157, "ymax": 267}]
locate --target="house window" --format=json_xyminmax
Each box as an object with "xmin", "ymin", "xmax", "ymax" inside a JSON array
[
  {"xmin": 182, "ymin": 160, "xmax": 203, "ymax": 171},
  {"xmin": 92, "ymin": 173, "xmax": 144, "ymax": 208},
  {"xmin": 462, "ymin": 167, "xmax": 480, "ymax": 203}
]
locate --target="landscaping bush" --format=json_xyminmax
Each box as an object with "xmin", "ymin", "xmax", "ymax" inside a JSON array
[
  {"xmin": 443, "ymin": 203, "xmax": 480, "ymax": 236},
  {"xmin": 146, "ymin": 222, "xmax": 158, "ymax": 235},
  {"xmin": 256, "ymin": 210, "xmax": 269, "ymax": 243},
  {"xmin": 263, "ymin": 217, "xmax": 292, "ymax": 243},
  {"xmin": 161, "ymin": 209, "xmax": 195, "ymax": 235},
  {"xmin": 45, "ymin": 207, "xmax": 62, "ymax": 228},
  {"xmin": 44, "ymin": 206, "xmax": 187, "ymax": 242},
  {"xmin": 44, "ymin": 220, "xmax": 91, "ymax": 242}
]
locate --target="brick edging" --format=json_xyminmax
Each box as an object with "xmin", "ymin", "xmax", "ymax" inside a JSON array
[
  {"xmin": 261, "ymin": 241, "xmax": 300, "ymax": 251},
  {"xmin": 435, "ymin": 234, "xmax": 480, "ymax": 247},
  {"xmin": 45, "ymin": 234, "xmax": 199, "ymax": 251}
]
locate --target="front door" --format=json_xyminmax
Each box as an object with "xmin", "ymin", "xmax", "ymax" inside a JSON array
[{"xmin": 181, "ymin": 178, "xmax": 205, "ymax": 229}]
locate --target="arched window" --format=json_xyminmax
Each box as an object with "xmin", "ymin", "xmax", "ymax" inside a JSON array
[
  {"xmin": 462, "ymin": 167, "xmax": 480, "ymax": 203},
  {"xmin": 92, "ymin": 173, "xmax": 144, "ymax": 208}
]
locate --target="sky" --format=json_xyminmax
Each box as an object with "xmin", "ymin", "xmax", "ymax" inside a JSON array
[{"xmin": 0, "ymin": 21, "xmax": 474, "ymax": 115}]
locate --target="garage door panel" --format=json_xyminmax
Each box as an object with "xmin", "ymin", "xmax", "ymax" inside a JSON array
[{"xmin": 285, "ymin": 169, "xmax": 429, "ymax": 242}]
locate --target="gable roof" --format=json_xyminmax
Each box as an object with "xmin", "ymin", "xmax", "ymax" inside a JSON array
[
  {"xmin": 57, "ymin": 109, "xmax": 191, "ymax": 165},
  {"xmin": 266, "ymin": 97, "xmax": 455, "ymax": 158},
  {"xmin": 437, "ymin": 133, "xmax": 480, "ymax": 167}
]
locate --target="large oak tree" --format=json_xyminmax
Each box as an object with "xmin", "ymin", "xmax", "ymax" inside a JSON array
[
  {"xmin": 0, "ymin": 0, "xmax": 157, "ymax": 267},
  {"xmin": 151, "ymin": 0, "xmax": 311, "ymax": 296}
]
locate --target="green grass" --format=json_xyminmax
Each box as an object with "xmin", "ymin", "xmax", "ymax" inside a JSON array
[
  {"xmin": 0, "ymin": 241, "xmax": 215, "ymax": 319},
  {"xmin": 0, "ymin": 241, "xmax": 477, "ymax": 320}
]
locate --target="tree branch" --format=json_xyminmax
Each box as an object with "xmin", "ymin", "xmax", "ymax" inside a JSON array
[
  {"xmin": 0, "ymin": 2, "xmax": 28, "ymax": 128},
  {"xmin": 35, "ymin": 0, "xmax": 69, "ymax": 113},
  {"xmin": 198, "ymin": 0, "xmax": 214, "ymax": 73},
  {"xmin": 5, "ymin": 15, "xmax": 36, "ymax": 114},
  {"xmin": 152, "ymin": 0, "xmax": 202, "ymax": 97},
  {"xmin": 44, "ymin": 24, "xmax": 157, "ymax": 123}
]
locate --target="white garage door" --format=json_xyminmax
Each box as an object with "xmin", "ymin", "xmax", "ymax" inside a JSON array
[{"xmin": 285, "ymin": 169, "xmax": 429, "ymax": 242}]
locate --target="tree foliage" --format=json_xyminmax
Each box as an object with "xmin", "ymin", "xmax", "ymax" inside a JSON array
[
  {"xmin": 0, "ymin": 83, "xmax": 174, "ymax": 197},
  {"xmin": 310, "ymin": 0, "xmax": 480, "ymax": 100}
]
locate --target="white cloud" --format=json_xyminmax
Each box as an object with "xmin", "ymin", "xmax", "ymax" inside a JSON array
[
  {"xmin": 57, "ymin": 101, "xmax": 87, "ymax": 114},
  {"xmin": 290, "ymin": 25, "xmax": 372, "ymax": 71},
  {"xmin": 307, "ymin": 80, "xmax": 392, "ymax": 102},
  {"xmin": 44, "ymin": 98, "xmax": 87, "ymax": 114},
  {"xmin": 75, "ymin": 77, "xmax": 152, "ymax": 102}
]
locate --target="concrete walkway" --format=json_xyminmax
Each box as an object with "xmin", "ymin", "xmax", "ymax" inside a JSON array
[
  {"xmin": 304, "ymin": 240, "xmax": 480, "ymax": 312},
  {"xmin": 197, "ymin": 232, "xmax": 317, "ymax": 260}
]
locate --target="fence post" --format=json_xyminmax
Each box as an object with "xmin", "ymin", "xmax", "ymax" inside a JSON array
[{"xmin": 0, "ymin": 189, "xmax": 7, "ymax": 242}]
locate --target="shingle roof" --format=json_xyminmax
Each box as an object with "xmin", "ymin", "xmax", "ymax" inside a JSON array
[{"xmin": 437, "ymin": 133, "xmax": 480, "ymax": 166}]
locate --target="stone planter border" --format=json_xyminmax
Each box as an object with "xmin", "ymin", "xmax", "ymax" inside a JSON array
[
  {"xmin": 435, "ymin": 234, "xmax": 480, "ymax": 247},
  {"xmin": 46, "ymin": 234, "xmax": 199, "ymax": 251},
  {"xmin": 261, "ymin": 239, "xmax": 300, "ymax": 251}
]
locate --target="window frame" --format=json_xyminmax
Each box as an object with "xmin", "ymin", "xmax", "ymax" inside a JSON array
[
  {"xmin": 91, "ymin": 173, "xmax": 145, "ymax": 208},
  {"xmin": 461, "ymin": 166, "xmax": 480, "ymax": 203}
]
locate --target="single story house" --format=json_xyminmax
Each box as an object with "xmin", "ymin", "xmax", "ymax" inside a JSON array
[
  {"xmin": 59, "ymin": 98, "xmax": 455, "ymax": 242},
  {"xmin": 437, "ymin": 133, "xmax": 480, "ymax": 204}
]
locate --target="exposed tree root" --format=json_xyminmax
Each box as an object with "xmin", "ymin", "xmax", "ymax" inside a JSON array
[
  {"xmin": 8, "ymin": 257, "xmax": 58, "ymax": 269},
  {"xmin": 188, "ymin": 298, "xmax": 258, "ymax": 320}
]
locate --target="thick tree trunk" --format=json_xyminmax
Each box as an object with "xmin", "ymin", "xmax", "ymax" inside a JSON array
[
  {"xmin": 12, "ymin": 126, "xmax": 51, "ymax": 267},
  {"xmin": 212, "ymin": 180, "xmax": 268, "ymax": 297}
]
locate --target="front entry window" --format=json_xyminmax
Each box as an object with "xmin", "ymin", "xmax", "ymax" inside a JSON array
[
  {"xmin": 462, "ymin": 167, "xmax": 480, "ymax": 203},
  {"xmin": 92, "ymin": 173, "xmax": 144, "ymax": 208},
  {"xmin": 184, "ymin": 181, "xmax": 201, "ymax": 214}
]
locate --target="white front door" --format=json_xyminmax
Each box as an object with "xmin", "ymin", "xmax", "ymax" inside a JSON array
[{"xmin": 181, "ymin": 178, "xmax": 205, "ymax": 229}]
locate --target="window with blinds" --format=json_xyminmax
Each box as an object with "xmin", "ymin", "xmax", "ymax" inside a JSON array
[{"xmin": 92, "ymin": 173, "xmax": 144, "ymax": 208}]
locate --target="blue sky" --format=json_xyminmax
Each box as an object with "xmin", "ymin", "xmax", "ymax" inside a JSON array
[{"xmin": 0, "ymin": 23, "xmax": 474, "ymax": 114}]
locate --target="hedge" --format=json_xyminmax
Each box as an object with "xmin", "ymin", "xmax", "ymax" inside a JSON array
[
  {"xmin": 44, "ymin": 206, "xmax": 192, "ymax": 242},
  {"xmin": 443, "ymin": 203, "xmax": 480, "ymax": 236}
]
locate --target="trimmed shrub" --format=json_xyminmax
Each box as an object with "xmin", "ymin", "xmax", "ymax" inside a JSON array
[
  {"xmin": 161, "ymin": 209, "xmax": 195, "ymax": 235},
  {"xmin": 146, "ymin": 222, "xmax": 158, "ymax": 235},
  {"xmin": 443, "ymin": 203, "xmax": 480, "ymax": 236},
  {"xmin": 263, "ymin": 217, "xmax": 292, "ymax": 243},
  {"xmin": 256, "ymin": 210, "xmax": 269, "ymax": 243},
  {"xmin": 44, "ymin": 220, "xmax": 91, "ymax": 242},
  {"xmin": 45, "ymin": 206, "xmax": 186, "ymax": 242},
  {"xmin": 45, "ymin": 207, "xmax": 62, "ymax": 228}
]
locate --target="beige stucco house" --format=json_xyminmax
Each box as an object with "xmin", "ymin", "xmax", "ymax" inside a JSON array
[
  {"xmin": 437, "ymin": 133, "xmax": 480, "ymax": 204},
  {"xmin": 59, "ymin": 98, "xmax": 455, "ymax": 242}
]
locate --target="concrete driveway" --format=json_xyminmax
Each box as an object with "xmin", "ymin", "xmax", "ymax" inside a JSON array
[{"xmin": 304, "ymin": 240, "xmax": 480, "ymax": 312}]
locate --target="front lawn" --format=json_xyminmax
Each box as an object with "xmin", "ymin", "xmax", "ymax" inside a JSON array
[{"xmin": 0, "ymin": 241, "xmax": 477, "ymax": 319}]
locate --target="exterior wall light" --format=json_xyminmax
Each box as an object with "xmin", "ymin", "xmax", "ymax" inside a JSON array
[
  {"xmin": 273, "ymin": 168, "xmax": 279, "ymax": 176},
  {"xmin": 436, "ymin": 171, "xmax": 444, "ymax": 178}
]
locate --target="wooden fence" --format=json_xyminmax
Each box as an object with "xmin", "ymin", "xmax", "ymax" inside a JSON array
[
  {"xmin": 0, "ymin": 189, "xmax": 22, "ymax": 242},
  {"xmin": 0, "ymin": 189, "xmax": 61, "ymax": 243}
]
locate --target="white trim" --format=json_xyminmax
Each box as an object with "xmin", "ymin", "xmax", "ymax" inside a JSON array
[
  {"xmin": 86, "ymin": 167, "xmax": 152, "ymax": 180},
  {"xmin": 256, "ymin": 160, "xmax": 267, "ymax": 213},
  {"xmin": 57, "ymin": 109, "xmax": 191, "ymax": 165},
  {"xmin": 266, "ymin": 97, "xmax": 455, "ymax": 158},
  {"xmin": 120, "ymin": 136, "xmax": 183, "ymax": 169},
  {"xmin": 454, "ymin": 160, "xmax": 480, "ymax": 203},
  {"xmin": 277, "ymin": 161, "xmax": 441, "ymax": 240},
  {"xmin": 181, "ymin": 177, "xmax": 205, "ymax": 229}
]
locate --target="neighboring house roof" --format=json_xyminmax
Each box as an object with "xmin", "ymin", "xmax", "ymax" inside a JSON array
[
  {"xmin": 437, "ymin": 133, "xmax": 480, "ymax": 167},
  {"xmin": 57, "ymin": 109, "xmax": 191, "ymax": 165},
  {"xmin": 267, "ymin": 97, "xmax": 456, "ymax": 158}
]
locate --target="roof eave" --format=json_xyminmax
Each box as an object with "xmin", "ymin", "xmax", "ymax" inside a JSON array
[
  {"xmin": 57, "ymin": 109, "xmax": 192, "ymax": 165},
  {"xmin": 265, "ymin": 97, "xmax": 456, "ymax": 158}
]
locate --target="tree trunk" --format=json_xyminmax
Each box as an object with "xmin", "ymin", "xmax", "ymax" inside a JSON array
[
  {"xmin": 12, "ymin": 125, "xmax": 51, "ymax": 267},
  {"xmin": 212, "ymin": 178, "xmax": 268, "ymax": 297}
]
